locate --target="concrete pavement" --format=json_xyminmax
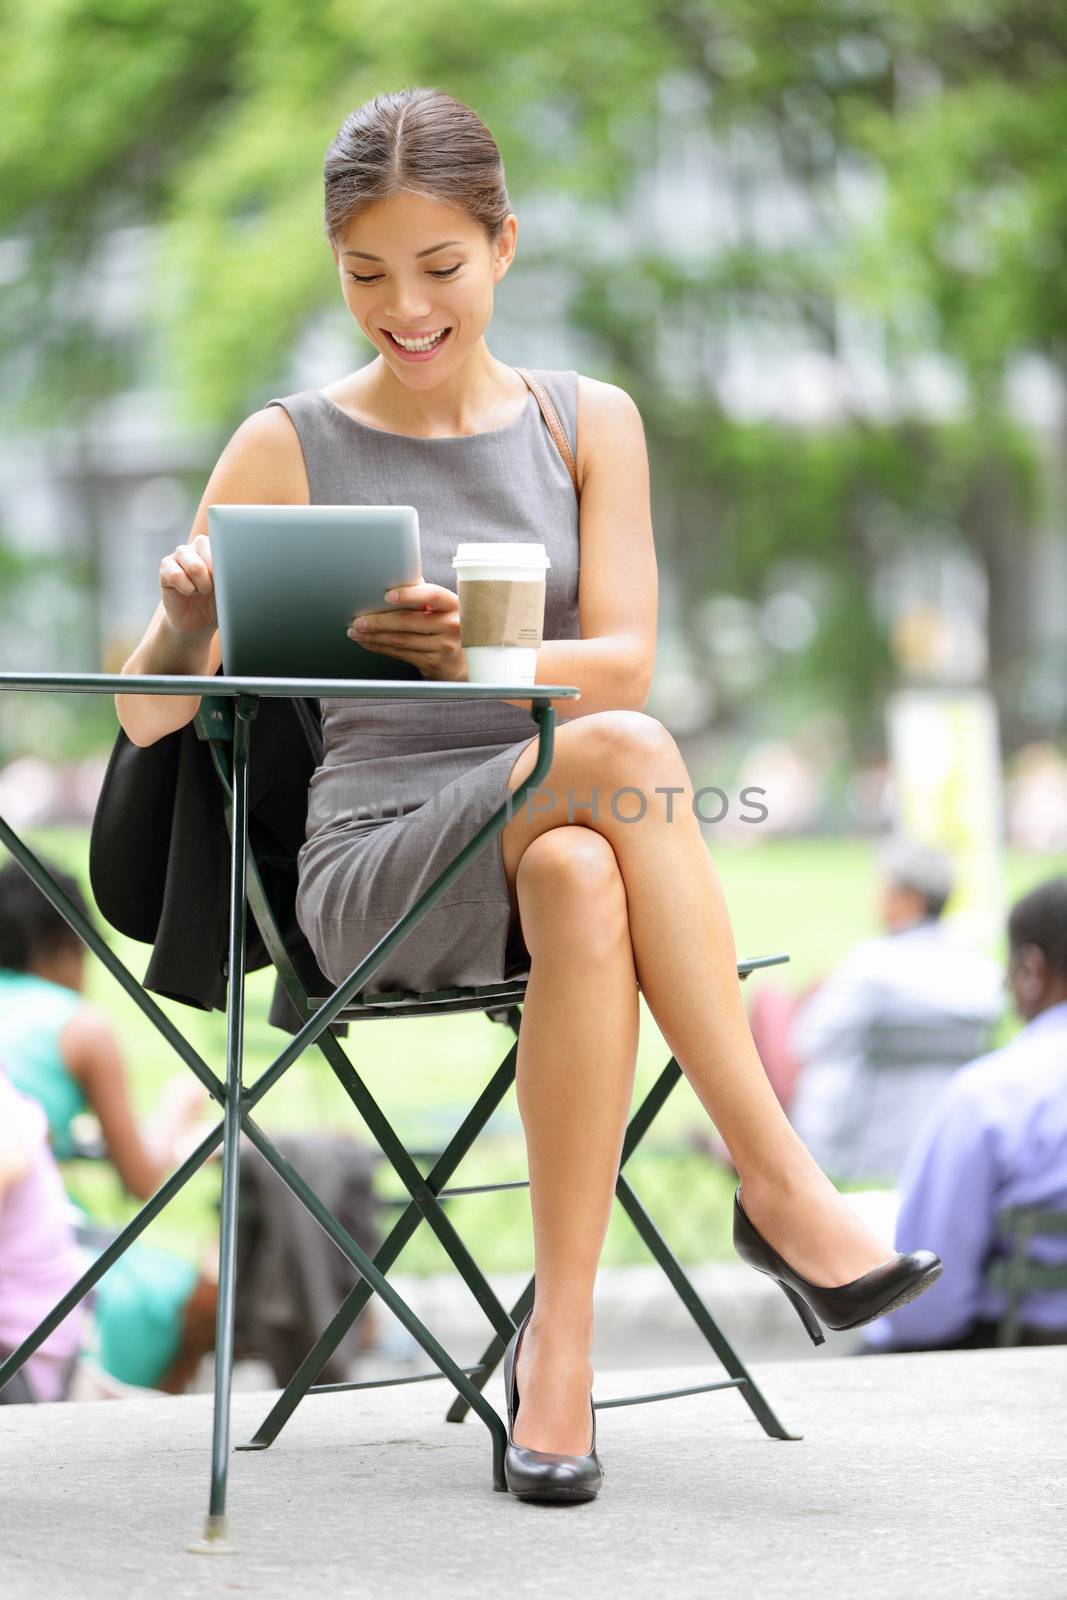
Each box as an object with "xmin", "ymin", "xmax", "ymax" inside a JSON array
[{"xmin": 2, "ymin": 1344, "xmax": 1064, "ymax": 1599}]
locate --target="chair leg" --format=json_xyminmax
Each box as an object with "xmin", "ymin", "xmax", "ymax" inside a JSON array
[
  {"xmin": 445, "ymin": 1286, "xmax": 534, "ymax": 1424},
  {"xmin": 234, "ymin": 1120, "xmax": 511, "ymax": 1492},
  {"xmin": 445, "ymin": 1056, "xmax": 801, "ymax": 1441},
  {"xmin": 239, "ymin": 1046, "xmax": 519, "ymax": 1452},
  {"xmin": 613, "ymin": 1172, "xmax": 801, "ymax": 1440}
]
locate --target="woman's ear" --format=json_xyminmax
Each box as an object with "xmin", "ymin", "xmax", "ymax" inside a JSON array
[
  {"xmin": 494, "ymin": 214, "xmax": 518, "ymax": 282},
  {"xmin": 1014, "ymin": 943, "xmax": 1048, "ymax": 1007}
]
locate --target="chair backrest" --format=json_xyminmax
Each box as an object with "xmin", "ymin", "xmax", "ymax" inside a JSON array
[
  {"xmin": 860, "ymin": 1015, "xmax": 994, "ymax": 1071},
  {"xmin": 985, "ymin": 1204, "xmax": 1067, "ymax": 1346}
]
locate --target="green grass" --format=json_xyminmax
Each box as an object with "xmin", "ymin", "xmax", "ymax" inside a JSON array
[{"xmin": 8, "ymin": 826, "xmax": 1066, "ymax": 1273}]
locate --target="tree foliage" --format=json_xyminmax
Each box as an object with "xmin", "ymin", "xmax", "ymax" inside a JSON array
[{"xmin": 1, "ymin": 0, "xmax": 1063, "ymax": 747}]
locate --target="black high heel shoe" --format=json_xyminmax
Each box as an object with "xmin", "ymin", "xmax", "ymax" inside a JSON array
[
  {"xmin": 502, "ymin": 1307, "xmax": 604, "ymax": 1503},
  {"xmin": 733, "ymin": 1184, "xmax": 943, "ymax": 1345}
]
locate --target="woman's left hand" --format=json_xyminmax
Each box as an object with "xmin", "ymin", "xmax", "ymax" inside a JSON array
[{"xmin": 347, "ymin": 583, "xmax": 468, "ymax": 681}]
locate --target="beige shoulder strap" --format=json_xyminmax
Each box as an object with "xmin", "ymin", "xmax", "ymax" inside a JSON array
[{"xmin": 514, "ymin": 366, "xmax": 580, "ymax": 498}]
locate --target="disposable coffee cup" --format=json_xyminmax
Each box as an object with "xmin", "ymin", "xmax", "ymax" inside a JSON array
[{"xmin": 451, "ymin": 541, "xmax": 551, "ymax": 684}]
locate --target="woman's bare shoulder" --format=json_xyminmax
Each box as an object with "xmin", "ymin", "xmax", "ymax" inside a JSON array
[
  {"xmin": 574, "ymin": 374, "xmax": 644, "ymax": 492},
  {"xmin": 181, "ymin": 403, "xmax": 311, "ymax": 576},
  {"xmin": 575, "ymin": 372, "xmax": 641, "ymax": 416},
  {"xmin": 210, "ymin": 403, "xmax": 311, "ymax": 504}
]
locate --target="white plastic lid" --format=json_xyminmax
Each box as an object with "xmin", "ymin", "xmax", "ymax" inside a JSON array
[{"xmin": 452, "ymin": 541, "xmax": 551, "ymax": 569}]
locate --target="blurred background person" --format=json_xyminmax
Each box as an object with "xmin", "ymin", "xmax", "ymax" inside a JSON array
[
  {"xmin": 0, "ymin": 857, "xmax": 210, "ymax": 1190},
  {"xmin": 0, "ymin": 856, "xmax": 383, "ymax": 1396},
  {"xmin": 0, "ymin": 1064, "xmax": 85, "ymax": 1403},
  {"xmin": 0, "ymin": 856, "xmax": 218, "ymax": 1394},
  {"xmin": 858, "ymin": 875, "xmax": 1067, "ymax": 1353},
  {"xmin": 0, "ymin": 854, "xmax": 386, "ymax": 1393},
  {"xmin": 785, "ymin": 837, "xmax": 1005, "ymax": 1185}
]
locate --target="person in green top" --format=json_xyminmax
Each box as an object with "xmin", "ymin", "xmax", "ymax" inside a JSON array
[
  {"xmin": 0, "ymin": 964, "xmax": 85, "ymax": 1161},
  {"xmin": 0, "ymin": 860, "xmax": 211, "ymax": 1187},
  {"xmin": 0, "ymin": 858, "xmax": 219, "ymax": 1390}
]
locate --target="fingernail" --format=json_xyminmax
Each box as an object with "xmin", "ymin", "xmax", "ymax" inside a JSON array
[{"xmin": 385, "ymin": 590, "xmax": 398, "ymax": 602}]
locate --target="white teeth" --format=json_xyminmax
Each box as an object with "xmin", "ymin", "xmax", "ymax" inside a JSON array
[{"xmin": 391, "ymin": 328, "xmax": 447, "ymax": 351}]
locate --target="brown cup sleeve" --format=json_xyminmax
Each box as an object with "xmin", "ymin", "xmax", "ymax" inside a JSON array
[{"xmin": 458, "ymin": 578, "xmax": 546, "ymax": 648}]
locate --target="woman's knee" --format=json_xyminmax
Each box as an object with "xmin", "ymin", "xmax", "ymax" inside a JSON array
[
  {"xmin": 516, "ymin": 826, "xmax": 629, "ymax": 947},
  {"xmin": 577, "ymin": 709, "xmax": 674, "ymax": 749},
  {"xmin": 562, "ymin": 711, "xmax": 687, "ymax": 818}
]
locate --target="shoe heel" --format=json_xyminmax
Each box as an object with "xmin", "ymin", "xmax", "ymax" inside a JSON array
[{"xmin": 779, "ymin": 1280, "xmax": 826, "ymax": 1346}]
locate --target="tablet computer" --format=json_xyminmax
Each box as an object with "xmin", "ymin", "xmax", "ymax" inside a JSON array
[{"xmin": 208, "ymin": 504, "xmax": 423, "ymax": 679}]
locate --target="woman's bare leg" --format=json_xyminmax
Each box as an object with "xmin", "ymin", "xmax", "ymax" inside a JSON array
[
  {"xmin": 508, "ymin": 825, "xmax": 639, "ymax": 1454},
  {"xmin": 499, "ymin": 710, "xmax": 897, "ymax": 1292}
]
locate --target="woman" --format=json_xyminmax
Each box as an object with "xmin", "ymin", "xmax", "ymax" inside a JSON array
[
  {"xmin": 115, "ymin": 87, "xmax": 941, "ymax": 1502},
  {"xmin": 0, "ymin": 859, "xmax": 207, "ymax": 1195}
]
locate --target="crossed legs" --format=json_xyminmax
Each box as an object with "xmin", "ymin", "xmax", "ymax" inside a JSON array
[{"xmin": 499, "ymin": 711, "xmax": 896, "ymax": 1454}]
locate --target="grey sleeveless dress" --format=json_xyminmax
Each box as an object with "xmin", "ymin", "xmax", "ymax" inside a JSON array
[{"xmin": 264, "ymin": 369, "xmax": 581, "ymax": 999}]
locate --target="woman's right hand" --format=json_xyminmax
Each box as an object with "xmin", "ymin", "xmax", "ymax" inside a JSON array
[{"xmin": 159, "ymin": 533, "xmax": 217, "ymax": 636}]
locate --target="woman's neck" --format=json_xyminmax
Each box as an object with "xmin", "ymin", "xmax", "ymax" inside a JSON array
[
  {"xmin": 24, "ymin": 952, "xmax": 83, "ymax": 993},
  {"xmin": 353, "ymin": 343, "xmax": 525, "ymax": 436}
]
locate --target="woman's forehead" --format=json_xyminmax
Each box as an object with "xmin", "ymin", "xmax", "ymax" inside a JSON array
[{"xmin": 338, "ymin": 192, "xmax": 478, "ymax": 250}]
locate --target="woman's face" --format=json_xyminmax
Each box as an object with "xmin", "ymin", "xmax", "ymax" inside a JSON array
[{"xmin": 332, "ymin": 190, "xmax": 517, "ymax": 382}]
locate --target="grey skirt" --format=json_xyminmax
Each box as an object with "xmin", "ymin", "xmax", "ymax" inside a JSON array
[{"xmin": 294, "ymin": 731, "xmax": 541, "ymax": 998}]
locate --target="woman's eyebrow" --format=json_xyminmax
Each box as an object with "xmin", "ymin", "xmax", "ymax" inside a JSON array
[{"xmin": 342, "ymin": 240, "xmax": 465, "ymax": 262}]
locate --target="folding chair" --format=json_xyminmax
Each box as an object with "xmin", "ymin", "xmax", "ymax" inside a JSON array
[
  {"xmin": 862, "ymin": 1016, "xmax": 997, "ymax": 1073},
  {"xmin": 984, "ymin": 1205, "xmax": 1067, "ymax": 1346},
  {"xmin": 0, "ymin": 670, "xmax": 797, "ymax": 1553},
  {"xmin": 839, "ymin": 1015, "xmax": 1000, "ymax": 1183}
]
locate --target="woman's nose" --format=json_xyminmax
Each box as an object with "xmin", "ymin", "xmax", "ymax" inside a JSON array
[{"xmin": 386, "ymin": 289, "xmax": 432, "ymax": 322}]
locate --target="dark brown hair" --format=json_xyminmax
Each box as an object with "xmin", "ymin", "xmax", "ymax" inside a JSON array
[
  {"xmin": 323, "ymin": 87, "xmax": 512, "ymax": 250},
  {"xmin": 1008, "ymin": 875, "xmax": 1067, "ymax": 978},
  {"xmin": 0, "ymin": 859, "xmax": 92, "ymax": 971}
]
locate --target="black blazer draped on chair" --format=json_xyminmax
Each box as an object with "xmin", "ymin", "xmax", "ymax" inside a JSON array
[{"xmin": 88, "ymin": 693, "xmax": 344, "ymax": 1036}]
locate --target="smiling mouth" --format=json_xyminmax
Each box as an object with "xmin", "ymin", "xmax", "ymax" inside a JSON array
[{"xmin": 384, "ymin": 327, "xmax": 452, "ymax": 352}]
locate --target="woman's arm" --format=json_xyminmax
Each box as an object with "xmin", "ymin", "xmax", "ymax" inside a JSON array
[
  {"xmin": 116, "ymin": 405, "xmax": 310, "ymax": 747},
  {"xmin": 500, "ymin": 377, "xmax": 659, "ymax": 717},
  {"xmin": 59, "ymin": 1005, "xmax": 170, "ymax": 1201}
]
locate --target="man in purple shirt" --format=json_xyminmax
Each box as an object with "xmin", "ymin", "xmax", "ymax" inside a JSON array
[{"xmin": 858, "ymin": 875, "xmax": 1067, "ymax": 1354}]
